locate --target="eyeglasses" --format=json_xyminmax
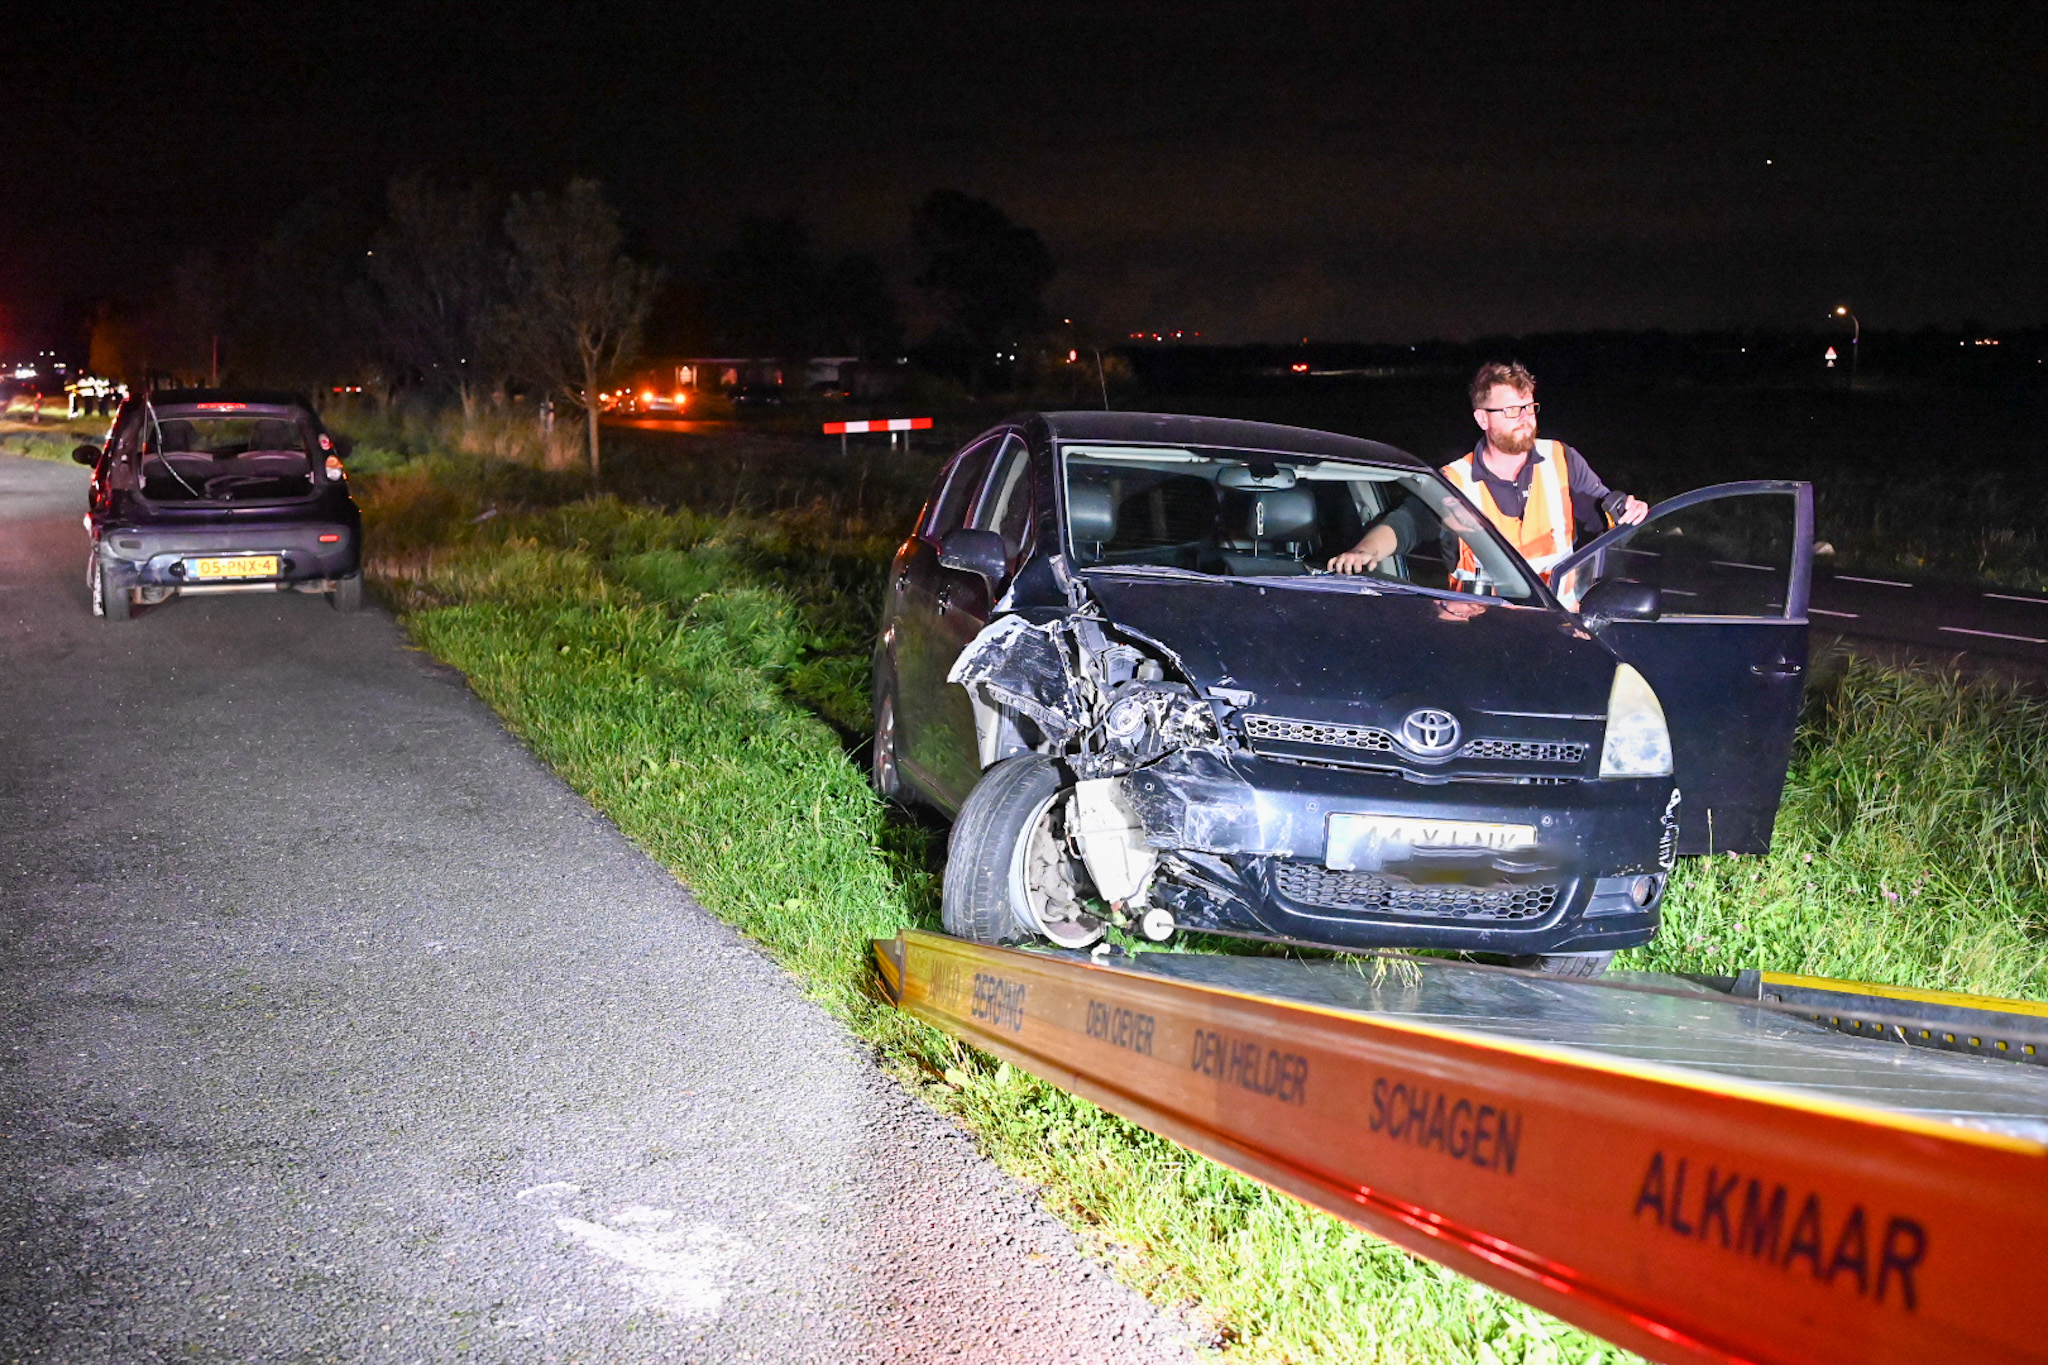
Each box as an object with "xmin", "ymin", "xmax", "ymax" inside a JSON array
[{"xmin": 1480, "ymin": 402, "xmax": 1539, "ymax": 418}]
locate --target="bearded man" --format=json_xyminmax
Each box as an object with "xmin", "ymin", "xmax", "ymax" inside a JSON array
[{"xmin": 1330, "ymin": 361, "xmax": 1647, "ymax": 588}]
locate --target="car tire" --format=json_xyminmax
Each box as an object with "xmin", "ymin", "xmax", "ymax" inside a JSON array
[
  {"xmin": 1509, "ymin": 951, "xmax": 1615, "ymax": 977},
  {"xmin": 871, "ymin": 685, "xmax": 904, "ymax": 802},
  {"xmin": 97, "ymin": 558, "xmax": 131, "ymax": 622},
  {"xmin": 330, "ymin": 572, "xmax": 363, "ymax": 613},
  {"xmin": 941, "ymin": 754, "xmax": 1105, "ymax": 949}
]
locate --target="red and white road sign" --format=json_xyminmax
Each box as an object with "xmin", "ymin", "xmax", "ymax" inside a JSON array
[{"xmin": 823, "ymin": 417, "xmax": 932, "ymax": 434}]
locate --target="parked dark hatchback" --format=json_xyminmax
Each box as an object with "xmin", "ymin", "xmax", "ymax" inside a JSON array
[
  {"xmin": 874, "ymin": 412, "xmax": 1813, "ymax": 972},
  {"xmin": 76, "ymin": 390, "xmax": 364, "ymax": 621}
]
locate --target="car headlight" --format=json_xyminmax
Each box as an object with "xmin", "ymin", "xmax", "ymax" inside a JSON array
[
  {"xmin": 1599, "ymin": 663, "xmax": 1673, "ymax": 778},
  {"xmin": 1094, "ymin": 685, "xmax": 1217, "ymax": 765}
]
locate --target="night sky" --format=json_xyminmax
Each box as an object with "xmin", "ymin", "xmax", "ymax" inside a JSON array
[{"xmin": 6, "ymin": 1, "xmax": 2044, "ymax": 346}]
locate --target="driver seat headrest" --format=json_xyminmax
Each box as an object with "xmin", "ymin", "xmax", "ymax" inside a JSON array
[
  {"xmin": 1067, "ymin": 481, "xmax": 1117, "ymax": 550},
  {"xmin": 1245, "ymin": 488, "xmax": 1318, "ymax": 543}
]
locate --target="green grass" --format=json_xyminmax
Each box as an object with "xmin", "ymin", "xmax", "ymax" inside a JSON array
[
  {"xmin": 353, "ymin": 439, "xmax": 2048, "ymax": 1364},
  {"xmin": 1627, "ymin": 664, "xmax": 2048, "ymax": 997},
  {"xmin": 0, "ymin": 414, "xmax": 111, "ymax": 461}
]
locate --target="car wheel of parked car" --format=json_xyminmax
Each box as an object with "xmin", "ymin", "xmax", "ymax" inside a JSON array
[
  {"xmin": 942, "ymin": 754, "xmax": 1106, "ymax": 949},
  {"xmin": 1508, "ymin": 951, "xmax": 1615, "ymax": 977},
  {"xmin": 870, "ymin": 686, "xmax": 903, "ymax": 801},
  {"xmin": 330, "ymin": 571, "xmax": 363, "ymax": 613},
  {"xmin": 97, "ymin": 559, "xmax": 131, "ymax": 622}
]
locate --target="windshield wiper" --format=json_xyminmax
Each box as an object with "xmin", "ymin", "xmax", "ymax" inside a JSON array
[
  {"xmin": 1079, "ymin": 564, "xmax": 1220, "ymax": 582},
  {"xmin": 1079, "ymin": 563, "xmax": 1388, "ymax": 593}
]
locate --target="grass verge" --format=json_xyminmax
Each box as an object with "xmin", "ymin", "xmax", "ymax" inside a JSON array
[
  {"xmin": 0, "ymin": 415, "xmax": 111, "ymax": 461},
  {"xmin": 357, "ymin": 445, "xmax": 2048, "ymax": 1363}
]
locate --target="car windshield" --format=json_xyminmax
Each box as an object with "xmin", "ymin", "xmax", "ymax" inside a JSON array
[
  {"xmin": 1060, "ymin": 443, "xmax": 1537, "ymax": 601},
  {"xmin": 141, "ymin": 410, "xmax": 317, "ymax": 503}
]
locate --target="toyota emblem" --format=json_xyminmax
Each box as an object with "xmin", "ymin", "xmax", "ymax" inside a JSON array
[{"xmin": 1399, "ymin": 707, "xmax": 1462, "ymax": 758}]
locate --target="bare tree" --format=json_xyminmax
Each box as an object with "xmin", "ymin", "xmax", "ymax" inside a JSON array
[
  {"xmin": 362, "ymin": 177, "xmax": 504, "ymax": 417},
  {"xmin": 913, "ymin": 189, "xmax": 1053, "ymax": 393},
  {"xmin": 501, "ymin": 181, "xmax": 658, "ymax": 479}
]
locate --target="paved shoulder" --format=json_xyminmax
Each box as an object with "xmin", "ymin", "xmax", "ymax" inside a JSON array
[{"xmin": 0, "ymin": 456, "xmax": 1194, "ymax": 1363}]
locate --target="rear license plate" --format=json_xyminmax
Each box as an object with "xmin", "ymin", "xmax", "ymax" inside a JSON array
[
  {"xmin": 187, "ymin": 555, "xmax": 279, "ymax": 580},
  {"xmin": 1326, "ymin": 813, "xmax": 1537, "ymax": 869}
]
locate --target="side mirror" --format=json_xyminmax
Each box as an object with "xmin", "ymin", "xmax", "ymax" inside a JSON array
[
  {"xmin": 1577, "ymin": 577, "xmax": 1662, "ymax": 626},
  {"xmin": 71, "ymin": 444, "xmax": 100, "ymax": 466},
  {"xmin": 939, "ymin": 527, "xmax": 1010, "ymax": 581}
]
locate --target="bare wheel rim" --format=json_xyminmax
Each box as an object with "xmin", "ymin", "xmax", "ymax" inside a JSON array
[{"xmin": 1009, "ymin": 788, "xmax": 1104, "ymax": 949}]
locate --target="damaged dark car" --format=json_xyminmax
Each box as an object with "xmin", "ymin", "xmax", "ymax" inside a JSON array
[
  {"xmin": 76, "ymin": 390, "xmax": 363, "ymax": 621},
  {"xmin": 874, "ymin": 413, "xmax": 1813, "ymax": 974}
]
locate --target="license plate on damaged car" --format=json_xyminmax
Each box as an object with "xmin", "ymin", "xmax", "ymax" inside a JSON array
[
  {"xmin": 1325, "ymin": 813, "xmax": 1537, "ymax": 869},
  {"xmin": 186, "ymin": 555, "xmax": 279, "ymax": 579}
]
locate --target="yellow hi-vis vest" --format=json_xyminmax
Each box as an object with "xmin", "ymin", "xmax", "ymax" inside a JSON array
[{"xmin": 1442, "ymin": 439, "xmax": 1575, "ymax": 590}]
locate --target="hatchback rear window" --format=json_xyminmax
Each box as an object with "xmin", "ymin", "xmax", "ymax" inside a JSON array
[{"xmin": 141, "ymin": 412, "xmax": 317, "ymax": 503}]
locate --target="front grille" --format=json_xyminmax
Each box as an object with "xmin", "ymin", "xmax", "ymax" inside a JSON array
[
  {"xmin": 1460, "ymin": 738, "xmax": 1588, "ymax": 764},
  {"xmin": 1242, "ymin": 714, "xmax": 1393, "ymax": 752},
  {"xmin": 1246, "ymin": 714, "xmax": 1584, "ymax": 767},
  {"xmin": 1271, "ymin": 862, "xmax": 1561, "ymax": 922}
]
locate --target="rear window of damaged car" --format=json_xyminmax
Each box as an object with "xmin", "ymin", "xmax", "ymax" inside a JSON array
[
  {"xmin": 139, "ymin": 410, "xmax": 318, "ymax": 503},
  {"xmin": 1058, "ymin": 443, "xmax": 1536, "ymax": 600}
]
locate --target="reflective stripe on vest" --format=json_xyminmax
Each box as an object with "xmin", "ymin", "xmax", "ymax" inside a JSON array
[{"xmin": 1444, "ymin": 440, "xmax": 1575, "ymax": 589}]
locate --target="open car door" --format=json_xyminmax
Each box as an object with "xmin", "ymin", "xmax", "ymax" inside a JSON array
[{"xmin": 1552, "ymin": 480, "xmax": 1814, "ymax": 855}]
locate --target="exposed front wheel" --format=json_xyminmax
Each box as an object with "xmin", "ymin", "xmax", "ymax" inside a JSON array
[
  {"xmin": 941, "ymin": 755, "xmax": 1105, "ymax": 949},
  {"xmin": 1507, "ymin": 951, "xmax": 1615, "ymax": 978},
  {"xmin": 96, "ymin": 558, "xmax": 131, "ymax": 622},
  {"xmin": 330, "ymin": 571, "xmax": 363, "ymax": 613}
]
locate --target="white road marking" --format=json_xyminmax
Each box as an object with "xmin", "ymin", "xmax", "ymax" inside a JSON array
[
  {"xmin": 1983, "ymin": 592, "xmax": 2048, "ymax": 605},
  {"xmin": 1835, "ymin": 574, "xmax": 1915, "ymax": 587},
  {"xmin": 556, "ymin": 1216, "xmax": 743, "ymax": 1319},
  {"xmin": 1811, "ymin": 608, "xmax": 1860, "ymax": 619},
  {"xmin": 1711, "ymin": 560, "xmax": 1777, "ymax": 571},
  {"xmin": 612, "ymin": 1204, "xmax": 677, "ymax": 1227},
  {"xmin": 515, "ymin": 1182, "xmax": 583, "ymax": 1203},
  {"xmin": 1939, "ymin": 626, "xmax": 2048, "ymax": 645}
]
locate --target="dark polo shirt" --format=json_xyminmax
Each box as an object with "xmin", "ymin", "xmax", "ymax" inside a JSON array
[
  {"xmin": 1375, "ymin": 439, "xmax": 1634, "ymax": 557},
  {"xmin": 1458, "ymin": 440, "xmax": 1615, "ymax": 520}
]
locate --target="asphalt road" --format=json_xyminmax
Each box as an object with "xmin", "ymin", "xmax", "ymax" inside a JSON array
[
  {"xmin": 1812, "ymin": 567, "xmax": 2048, "ymax": 670},
  {"xmin": 0, "ymin": 455, "xmax": 1194, "ymax": 1364}
]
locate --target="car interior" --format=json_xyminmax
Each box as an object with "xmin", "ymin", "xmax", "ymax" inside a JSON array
[
  {"xmin": 1062, "ymin": 448, "xmax": 1524, "ymax": 596},
  {"xmin": 140, "ymin": 413, "xmax": 319, "ymax": 503}
]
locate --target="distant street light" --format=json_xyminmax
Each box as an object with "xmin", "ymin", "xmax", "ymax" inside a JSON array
[{"xmin": 1833, "ymin": 305, "xmax": 1860, "ymax": 391}]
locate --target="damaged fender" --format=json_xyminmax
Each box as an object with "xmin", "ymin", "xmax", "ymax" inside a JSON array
[{"xmin": 947, "ymin": 614, "xmax": 1087, "ymax": 766}]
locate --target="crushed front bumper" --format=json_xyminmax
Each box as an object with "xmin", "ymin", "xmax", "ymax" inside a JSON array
[{"xmin": 1122, "ymin": 749, "xmax": 1675, "ymax": 954}]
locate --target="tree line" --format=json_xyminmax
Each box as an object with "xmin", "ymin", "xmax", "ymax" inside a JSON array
[{"xmin": 86, "ymin": 181, "xmax": 1061, "ymax": 477}]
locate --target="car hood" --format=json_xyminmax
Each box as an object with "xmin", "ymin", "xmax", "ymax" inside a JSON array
[{"xmin": 1081, "ymin": 574, "xmax": 1618, "ymax": 724}]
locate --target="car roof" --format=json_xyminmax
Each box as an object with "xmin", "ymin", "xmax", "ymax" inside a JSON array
[
  {"xmin": 145, "ymin": 389, "xmax": 316, "ymax": 417},
  {"xmin": 1034, "ymin": 410, "xmax": 1428, "ymax": 469}
]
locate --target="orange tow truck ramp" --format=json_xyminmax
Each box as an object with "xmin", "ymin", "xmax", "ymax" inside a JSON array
[{"xmin": 874, "ymin": 929, "xmax": 2048, "ymax": 1365}]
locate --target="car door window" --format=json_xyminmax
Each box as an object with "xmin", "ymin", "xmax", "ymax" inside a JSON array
[
  {"xmin": 922, "ymin": 435, "xmax": 1001, "ymax": 542},
  {"xmin": 970, "ymin": 434, "xmax": 1034, "ymax": 560},
  {"xmin": 1554, "ymin": 483, "xmax": 1810, "ymax": 619}
]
